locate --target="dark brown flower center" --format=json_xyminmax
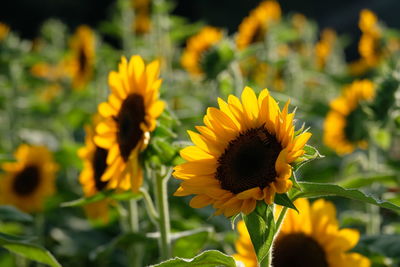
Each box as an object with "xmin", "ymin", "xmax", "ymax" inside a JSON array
[
  {"xmin": 12, "ymin": 165, "xmax": 41, "ymax": 196},
  {"xmin": 272, "ymin": 233, "xmax": 328, "ymax": 267},
  {"xmin": 114, "ymin": 93, "xmax": 146, "ymax": 162},
  {"xmin": 78, "ymin": 46, "xmax": 88, "ymax": 74},
  {"xmin": 92, "ymin": 146, "xmax": 109, "ymax": 191},
  {"xmin": 249, "ymin": 24, "xmax": 266, "ymax": 45},
  {"xmin": 216, "ymin": 126, "xmax": 282, "ymax": 194}
]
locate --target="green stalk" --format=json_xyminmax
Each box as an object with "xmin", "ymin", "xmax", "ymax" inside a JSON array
[
  {"xmin": 154, "ymin": 168, "xmax": 172, "ymax": 260},
  {"xmin": 230, "ymin": 60, "xmax": 244, "ymax": 96},
  {"xmin": 127, "ymin": 199, "xmax": 142, "ymax": 267},
  {"xmin": 140, "ymin": 188, "xmax": 159, "ymax": 226},
  {"xmin": 367, "ymin": 144, "xmax": 381, "ymax": 235},
  {"xmin": 261, "ymin": 206, "xmax": 288, "ymax": 267}
]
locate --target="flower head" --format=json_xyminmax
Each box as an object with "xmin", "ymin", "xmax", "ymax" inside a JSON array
[
  {"xmin": 78, "ymin": 115, "xmax": 112, "ymax": 222},
  {"xmin": 65, "ymin": 25, "xmax": 95, "ymax": 90},
  {"xmin": 0, "ymin": 145, "xmax": 58, "ymax": 213},
  {"xmin": 236, "ymin": 1, "xmax": 281, "ymax": 50},
  {"xmin": 324, "ymin": 80, "xmax": 375, "ymax": 155},
  {"xmin": 94, "ymin": 55, "xmax": 164, "ymax": 192},
  {"xmin": 181, "ymin": 26, "xmax": 223, "ymax": 76},
  {"xmin": 233, "ymin": 199, "xmax": 370, "ymax": 267},
  {"xmin": 173, "ymin": 86, "xmax": 311, "ymax": 217}
]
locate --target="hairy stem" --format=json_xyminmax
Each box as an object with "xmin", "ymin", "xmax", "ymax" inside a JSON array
[{"xmin": 154, "ymin": 168, "xmax": 172, "ymax": 260}]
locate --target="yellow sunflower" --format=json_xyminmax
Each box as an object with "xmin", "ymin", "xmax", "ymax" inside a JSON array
[
  {"xmin": 315, "ymin": 29, "xmax": 337, "ymax": 70},
  {"xmin": 0, "ymin": 22, "xmax": 10, "ymax": 41},
  {"xmin": 233, "ymin": 198, "xmax": 370, "ymax": 267},
  {"xmin": 0, "ymin": 144, "xmax": 58, "ymax": 213},
  {"xmin": 132, "ymin": 0, "xmax": 151, "ymax": 34},
  {"xmin": 173, "ymin": 86, "xmax": 311, "ymax": 217},
  {"xmin": 323, "ymin": 80, "xmax": 375, "ymax": 155},
  {"xmin": 65, "ymin": 25, "xmax": 95, "ymax": 90},
  {"xmin": 181, "ymin": 26, "xmax": 223, "ymax": 76},
  {"xmin": 359, "ymin": 9, "xmax": 380, "ymax": 37},
  {"xmin": 78, "ymin": 116, "xmax": 112, "ymax": 223},
  {"xmin": 94, "ymin": 55, "xmax": 164, "ymax": 192},
  {"xmin": 236, "ymin": 1, "xmax": 281, "ymax": 50}
]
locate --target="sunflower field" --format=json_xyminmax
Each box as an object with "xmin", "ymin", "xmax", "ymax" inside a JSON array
[{"xmin": 1, "ymin": 0, "xmax": 400, "ymax": 266}]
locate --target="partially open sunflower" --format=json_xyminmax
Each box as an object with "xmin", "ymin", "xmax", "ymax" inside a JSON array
[
  {"xmin": 181, "ymin": 26, "xmax": 223, "ymax": 76},
  {"xmin": 173, "ymin": 86, "xmax": 311, "ymax": 217},
  {"xmin": 236, "ymin": 1, "xmax": 281, "ymax": 50},
  {"xmin": 233, "ymin": 198, "xmax": 370, "ymax": 267},
  {"xmin": 78, "ymin": 115, "xmax": 111, "ymax": 222},
  {"xmin": 324, "ymin": 80, "xmax": 375, "ymax": 155},
  {"xmin": 0, "ymin": 144, "xmax": 58, "ymax": 213},
  {"xmin": 65, "ymin": 25, "xmax": 95, "ymax": 90},
  {"xmin": 94, "ymin": 55, "xmax": 164, "ymax": 192}
]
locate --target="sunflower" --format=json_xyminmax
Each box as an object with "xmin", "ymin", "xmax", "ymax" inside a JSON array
[
  {"xmin": 132, "ymin": 0, "xmax": 151, "ymax": 34},
  {"xmin": 236, "ymin": 1, "xmax": 281, "ymax": 50},
  {"xmin": 181, "ymin": 26, "xmax": 223, "ymax": 76},
  {"xmin": 323, "ymin": 80, "xmax": 375, "ymax": 155},
  {"xmin": 94, "ymin": 55, "xmax": 164, "ymax": 192},
  {"xmin": 65, "ymin": 25, "xmax": 95, "ymax": 90},
  {"xmin": 233, "ymin": 198, "xmax": 370, "ymax": 267},
  {"xmin": 315, "ymin": 29, "xmax": 337, "ymax": 70},
  {"xmin": 359, "ymin": 9, "xmax": 380, "ymax": 37},
  {"xmin": 350, "ymin": 9, "xmax": 381, "ymax": 74},
  {"xmin": 0, "ymin": 144, "xmax": 58, "ymax": 213},
  {"xmin": 78, "ymin": 116, "xmax": 111, "ymax": 222},
  {"xmin": 0, "ymin": 22, "xmax": 10, "ymax": 41},
  {"xmin": 173, "ymin": 86, "xmax": 311, "ymax": 217}
]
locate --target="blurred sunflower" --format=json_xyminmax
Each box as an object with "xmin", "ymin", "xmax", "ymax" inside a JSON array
[
  {"xmin": 181, "ymin": 26, "xmax": 223, "ymax": 76},
  {"xmin": 65, "ymin": 25, "xmax": 95, "ymax": 90},
  {"xmin": 0, "ymin": 22, "xmax": 10, "ymax": 41},
  {"xmin": 173, "ymin": 86, "xmax": 311, "ymax": 217},
  {"xmin": 324, "ymin": 80, "xmax": 375, "ymax": 155},
  {"xmin": 233, "ymin": 199, "xmax": 370, "ymax": 267},
  {"xmin": 350, "ymin": 10, "xmax": 381, "ymax": 75},
  {"xmin": 236, "ymin": 1, "xmax": 281, "ymax": 50},
  {"xmin": 94, "ymin": 55, "xmax": 164, "ymax": 191},
  {"xmin": 0, "ymin": 145, "xmax": 58, "ymax": 213},
  {"xmin": 315, "ymin": 29, "xmax": 337, "ymax": 70},
  {"xmin": 132, "ymin": 0, "xmax": 151, "ymax": 34},
  {"xmin": 78, "ymin": 115, "xmax": 112, "ymax": 223}
]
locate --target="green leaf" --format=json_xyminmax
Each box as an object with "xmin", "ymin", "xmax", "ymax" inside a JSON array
[
  {"xmin": 173, "ymin": 230, "xmax": 210, "ymax": 258},
  {"xmin": 274, "ymin": 194, "xmax": 298, "ymax": 212},
  {"xmin": 338, "ymin": 173, "xmax": 398, "ymax": 188},
  {"xmin": 60, "ymin": 190, "xmax": 142, "ymax": 207},
  {"xmin": 0, "ymin": 206, "xmax": 33, "ymax": 223},
  {"xmin": 0, "ymin": 233, "xmax": 61, "ymax": 267},
  {"xmin": 292, "ymin": 144, "xmax": 323, "ymax": 171},
  {"xmin": 151, "ymin": 250, "xmax": 236, "ymax": 267},
  {"xmin": 242, "ymin": 203, "xmax": 275, "ymax": 264},
  {"xmin": 91, "ymin": 232, "xmax": 150, "ymax": 261},
  {"xmin": 293, "ymin": 182, "xmax": 400, "ymax": 212}
]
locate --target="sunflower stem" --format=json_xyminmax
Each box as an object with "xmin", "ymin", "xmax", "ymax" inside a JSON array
[
  {"xmin": 260, "ymin": 252, "xmax": 272, "ymax": 267},
  {"xmin": 140, "ymin": 187, "xmax": 159, "ymax": 226},
  {"xmin": 230, "ymin": 60, "xmax": 243, "ymax": 96},
  {"xmin": 367, "ymin": 144, "xmax": 381, "ymax": 235},
  {"xmin": 127, "ymin": 199, "xmax": 142, "ymax": 267},
  {"xmin": 154, "ymin": 167, "xmax": 172, "ymax": 260},
  {"xmin": 275, "ymin": 206, "xmax": 288, "ymax": 230}
]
